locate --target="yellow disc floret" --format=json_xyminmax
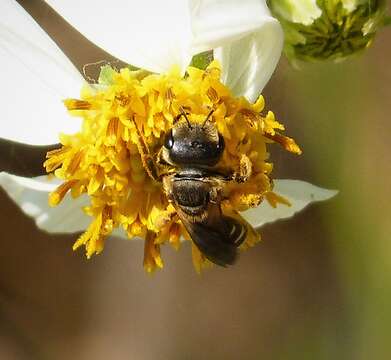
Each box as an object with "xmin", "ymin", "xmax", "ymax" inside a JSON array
[{"xmin": 44, "ymin": 60, "xmax": 301, "ymax": 272}]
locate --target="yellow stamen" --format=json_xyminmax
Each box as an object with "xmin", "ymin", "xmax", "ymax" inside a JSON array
[
  {"xmin": 168, "ymin": 223, "xmax": 181, "ymax": 250},
  {"xmin": 67, "ymin": 150, "xmax": 84, "ymax": 175},
  {"xmin": 63, "ymin": 99, "xmax": 91, "ymax": 110},
  {"xmin": 143, "ymin": 231, "xmax": 163, "ymax": 273},
  {"xmin": 73, "ymin": 210, "xmax": 105, "ymax": 258},
  {"xmin": 265, "ymin": 132, "xmax": 302, "ymax": 155},
  {"xmin": 49, "ymin": 180, "xmax": 78, "ymax": 207},
  {"xmin": 106, "ymin": 117, "xmax": 119, "ymax": 137},
  {"xmin": 165, "ymin": 88, "xmax": 174, "ymax": 102},
  {"xmin": 44, "ymin": 146, "xmax": 70, "ymax": 172},
  {"xmin": 265, "ymin": 191, "xmax": 292, "ymax": 208},
  {"xmin": 207, "ymin": 87, "xmax": 219, "ymax": 103}
]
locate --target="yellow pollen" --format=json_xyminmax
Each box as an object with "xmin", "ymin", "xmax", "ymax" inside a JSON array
[
  {"xmin": 115, "ymin": 94, "xmax": 130, "ymax": 106},
  {"xmin": 240, "ymin": 108, "xmax": 261, "ymax": 124}
]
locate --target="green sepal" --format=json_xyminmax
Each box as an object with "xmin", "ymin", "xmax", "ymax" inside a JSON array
[
  {"xmin": 98, "ymin": 65, "xmax": 117, "ymax": 86},
  {"xmin": 126, "ymin": 64, "xmax": 140, "ymax": 71},
  {"xmin": 190, "ymin": 51, "xmax": 214, "ymax": 70}
]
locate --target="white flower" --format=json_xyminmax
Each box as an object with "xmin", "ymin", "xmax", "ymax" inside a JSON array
[{"xmin": 0, "ymin": 0, "xmax": 336, "ymax": 237}]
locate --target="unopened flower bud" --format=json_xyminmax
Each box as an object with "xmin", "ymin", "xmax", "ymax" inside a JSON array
[{"xmin": 268, "ymin": 0, "xmax": 387, "ymax": 62}]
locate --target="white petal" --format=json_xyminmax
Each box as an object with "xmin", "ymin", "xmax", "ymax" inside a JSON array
[
  {"xmin": 0, "ymin": 0, "xmax": 83, "ymax": 145},
  {"xmin": 0, "ymin": 172, "xmax": 90, "ymax": 233},
  {"xmin": 45, "ymin": 0, "xmax": 193, "ymax": 74},
  {"xmin": 241, "ymin": 180, "xmax": 337, "ymax": 228},
  {"xmin": 213, "ymin": 3, "xmax": 283, "ymax": 102},
  {"xmin": 191, "ymin": 0, "xmax": 271, "ymax": 51}
]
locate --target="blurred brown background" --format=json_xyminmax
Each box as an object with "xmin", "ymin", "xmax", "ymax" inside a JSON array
[{"xmin": 0, "ymin": 1, "xmax": 390, "ymax": 359}]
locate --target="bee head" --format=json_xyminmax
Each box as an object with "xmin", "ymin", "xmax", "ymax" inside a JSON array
[{"xmin": 163, "ymin": 110, "xmax": 225, "ymax": 166}]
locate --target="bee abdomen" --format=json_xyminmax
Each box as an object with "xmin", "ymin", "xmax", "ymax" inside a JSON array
[
  {"xmin": 184, "ymin": 215, "xmax": 247, "ymax": 267},
  {"xmin": 225, "ymin": 216, "xmax": 247, "ymax": 247}
]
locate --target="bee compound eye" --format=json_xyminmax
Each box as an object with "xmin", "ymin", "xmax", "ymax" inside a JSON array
[
  {"xmin": 217, "ymin": 133, "xmax": 225, "ymax": 152},
  {"xmin": 164, "ymin": 129, "xmax": 174, "ymax": 149}
]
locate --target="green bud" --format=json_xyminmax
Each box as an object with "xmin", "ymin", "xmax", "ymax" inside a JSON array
[{"xmin": 268, "ymin": 0, "xmax": 388, "ymax": 62}]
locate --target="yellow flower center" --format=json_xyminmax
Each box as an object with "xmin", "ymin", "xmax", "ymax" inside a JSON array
[{"xmin": 44, "ymin": 60, "xmax": 301, "ymax": 272}]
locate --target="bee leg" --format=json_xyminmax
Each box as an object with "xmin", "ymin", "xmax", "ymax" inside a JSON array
[
  {"xmin": 130, "ymin": 117, "xmax": 161, "ymax": 182},
  {"xmin": 155, "ymin": 147, "xmax": 171, "ymax": 169},
  {"xmin": 208, "ymin": 186, "xmax": 222, "ymax": 205},
  {"xmin": 162, "ymin": 174, "xmax": 175, "ymax": 203},
  {"xmin": 232, "ymin": 154, "xmax": 252, "ymax": 183}
]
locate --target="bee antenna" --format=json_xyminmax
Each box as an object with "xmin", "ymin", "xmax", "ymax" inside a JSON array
[
  {"xmin": 178, "ymin": 108, "xmax": 192, "ymax": 129},
  {"xmin": 202, "ymin": 109, "xmax": 215, "ymax": 128}
]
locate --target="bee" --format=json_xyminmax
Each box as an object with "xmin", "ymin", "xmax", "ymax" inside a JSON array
[{"xmin": 132, "ymin": 109, "xmax": 251, "ymax": 266}]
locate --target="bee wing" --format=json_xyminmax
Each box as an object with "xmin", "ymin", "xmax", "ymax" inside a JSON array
[{"xmin": 179, "ymin": 203, "xmax": 247, "ymax": 267}]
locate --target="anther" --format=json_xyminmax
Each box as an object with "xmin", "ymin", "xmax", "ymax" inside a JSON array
[
  {"xmin": 63, "ymin": 99, "xmax": 91, "ymax": 110},
  {"xmin": 49, "ymin": 179, "xmax": 78, "ymax": 206},
  {"xmin": 264, "ymin": 133, "xmax": 302, "ymax": 155}
]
